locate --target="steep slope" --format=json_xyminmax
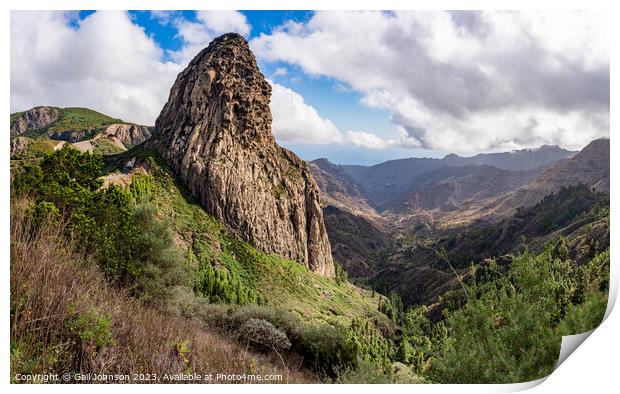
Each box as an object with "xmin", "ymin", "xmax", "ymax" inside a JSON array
[
  {"xmin": 102, "ymin": 123, "xmax": 152, "ymax": 147},
  {"xmin": 458, "ymin": 138, "xmax": 611, "ymax": 223},
  {"xmin": 148, "ymin": 33, "xmax": 333, "ymax": 277},
  {"xmin": 309, "ymin": 158, "xmax": 383, "ymax": 224},
  {"xmin": 372, "ymin": 185, "xmax": 610, "ymax": 306},
  {"xmin": 323, "ymin": 205, "xmax": 388, "ymax": 277},
  {"xmin": 534, "ymin": 138, "xmax": 609, "ymax": 192},
  {"xmin": 102, "ymin": 150, "xmax": 389, "ymax": 327},
  {"xmin": 387, "ymin": 165, "xmax": 537, "ymax": 214},
  {"xmin": 10, "ymin": 106, "xmax": 61, "ymax": 136}
]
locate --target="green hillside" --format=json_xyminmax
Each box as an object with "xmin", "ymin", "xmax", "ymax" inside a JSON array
[
  {"xmin": 47, "ymin": 107, "xmax": 122, "ymax": 133},
  {"xmin": 10, "ymin": 144, "xmax": 609, "ymax": 384},
  {"xmin": 129, "ymin": 150, "xmax": 390, "ymax": 327}
]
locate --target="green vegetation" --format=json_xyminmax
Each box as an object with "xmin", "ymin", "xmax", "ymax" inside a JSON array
[
  {"xmin": 48, "ymin": 107, "xmax": 122, "ymax": 133},
  {"xmin": 12, "ymin": 146, "xmax": 394, "ymax": 381},
  {"xmin": 429, "ymin": 247, "xmax": 608, "ymax": 383},
  {"xmin": 12, "ymin": 146, "xmax": 187, "ymax": 298},
  {"xmin": 438, "ymin": 184, "xmax": 609, "ymax": 270},
  {"xmin": 92, "ymin": 138, "xmax": 125, "ymax": 155},
  {"xmin": 138, "ymin": 152, "xmax": 389, "ymax": 325},
  {"xmin": 10, "ymin": 200, "xmax": 307, "ymax": 382},
  {"xmin": 10, "ymin": 145, "xmax": 609, "ymax": 384},
  {"xmin": 66, "ymin": 310, "xmax": 116, "ymax": 349}
]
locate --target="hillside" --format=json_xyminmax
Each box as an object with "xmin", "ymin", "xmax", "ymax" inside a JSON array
[
  {"xmin": 314, "ymin": 139, "xmax": 608, "ymax": 229},
  {"xmin": 10, "ymin": 199, "xmax": 313, "ymax": 383},
  {"xmin": 10, "ymin": 106, "xmax": 151, "ymax": 157},
  {"xmin": 370, "ymin": 184, "xmax": 610, "ymax": 306},
  {"xmin": 309, "ymin": 159, "xmax": 383, "ymax": 225},
  {"xmin": 323, "ymin": 205, "xmax": 388, "ymax": 277},
  {"xmin": 104, "ymin": 149, "xmax": 390, "ymax": 327}
]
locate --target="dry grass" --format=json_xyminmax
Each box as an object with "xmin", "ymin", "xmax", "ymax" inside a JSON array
[{"xmin": 10, "ymin": 198, "xmax": 315, "ymax": 384}]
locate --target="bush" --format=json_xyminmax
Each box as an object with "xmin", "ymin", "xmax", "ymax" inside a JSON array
[
  {"xmin": 334, "ymin": 261, "xmax": 348, "ymax": 285},
  {"xmin": 333, "ymin": 359, "xmax": 390, "ymax": 384},
  {"xmin": 12, "ymin": 146, "xmax": 191, "ymax": 303},
  {"xmin": 67, "ymin": 310, "xmax": 116, "ymax": 349},
  {"xmin": 131, "ymin": 204, "xmax": 190, "ymax": 301},
  {"xmin": 559, "ymin": 291, "xmax": 607, "ymax": 335},
  {"xmin": 429, "ymin": 248, "xmax": 610, "ymax": 383},
  {"xmin": 236, "ymin": 318, "xmax": 291, "ymax": 353}
]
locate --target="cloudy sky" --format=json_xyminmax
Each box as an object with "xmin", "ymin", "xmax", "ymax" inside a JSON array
[{"xmin": 10, "ymin": 10, "xmax": 609, "ymax": 164}]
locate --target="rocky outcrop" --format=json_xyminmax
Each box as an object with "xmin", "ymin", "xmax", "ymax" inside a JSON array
[
  {"xmin": 48, "ymin": 130, "xmax": 89, "ymax": 143},
  {"xmin": 149, "ymin": 33, "xmax": 334, "ymax": 277},
  {"xmin": 10, "ymin": 106, "xmax": 61, "ymax": 135},
  {"xmin": 10, "ymin": 136, "xmax": 30, "ymax": 156},
  {"xmin": 103, "ymin": 123, "xmax": 152, "ymax": 147}
]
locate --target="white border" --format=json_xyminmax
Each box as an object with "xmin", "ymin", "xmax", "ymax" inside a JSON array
[{"xmin": 2, "ymin": 1, "xmax": 617, "ymax": 393}]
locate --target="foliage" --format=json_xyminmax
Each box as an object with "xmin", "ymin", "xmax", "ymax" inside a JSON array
[
  {"xmin": 10, "ymin": 203, "xmax": 311, "ymax": 383},
  {"xmin": 12, "ymin": 146, "xmax": 189, "ymax": 301},
  {"xmin": 334, "ymin": 261, "xmax": 348, "ymax": 285},
  {"xmin": 428, "ymin": 248, "xmax": 609, "ymax": 383},
  {"xmin": 559, "ymin": 291, "xmax": 607, "ymax": 335},
  {"xmin": 334, "ymin": 359, "xmax": 391, "ymax": 384},
  {"xmin": 437, "ymin": 184, "xmax": 608, "ymax": 270},
  {"xmin": 67, "ymin": 310, "xmax": 116, "ymax": 349},
  {"xmin": 130, "ymin": 204, "xmax": 190, "ymax": 300},
  {"xmin": 236, "ymin": 318, "xmax": 292, "ymax": 352},
  {"xmin": 93, "ymin": 138, "xmax": 125, "ymax": 155}
]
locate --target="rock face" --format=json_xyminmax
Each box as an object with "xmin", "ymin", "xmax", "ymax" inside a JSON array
[
  {"xmin": 48, "ymin": 130, "xmax": 89, "ymax": 143},
  {"xmin": 149, "ymin": 33, "xmax": 334, "ymax": 277},
  {"xmin": 103, "ymin": 124, "xmax": 152, "ymax": 147},
  {"xmin": 10, "ymin": 136, "xmax": 30, "ymax": 156},
  {"xmin": 10, "ymin": 106, "xmax": 61, "ymax": 135}
]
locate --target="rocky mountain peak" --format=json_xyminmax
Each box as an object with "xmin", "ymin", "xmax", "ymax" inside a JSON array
[
  {"xmin": 11, "ymin": 106, "xmax": 61, "ymax": 135},
  {"xmin": 149, "ymin": 33, "xmax": 334, "ymax": 277}
]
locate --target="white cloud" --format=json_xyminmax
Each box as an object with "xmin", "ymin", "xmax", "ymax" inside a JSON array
[
  {"xmin": 11, "ymin": 11, "xmax": 182, "ymax": 125},
  {"xmin": 269, "ymin": 80, "xmax": 343, "ymax": 144},
  {"xmin": 251, "ymin": 11, "xmax": 609, "ymax": 152},
  {"xmin": 170, "ymin": 11, "xmax": 251, "ymax": 65},
  {"xmin": 271, "ymin": 67, "xmax": 288, "ymax": 78},
  {"xmin": 347, "ymin": 131, "xmax": 392, "ymax": 150},
  {"xmin": 347, "ymin": 129, "xmax": 421, "ymax": 150}
]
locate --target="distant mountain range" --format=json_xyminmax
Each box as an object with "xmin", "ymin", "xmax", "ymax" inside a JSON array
[
  {"xmin": 311, "ymin": 138, "xmax": 610, "ymax": 292},
  {"xmin": 310, "ymin": 140, "xmax": 607, "ymax": 227}
]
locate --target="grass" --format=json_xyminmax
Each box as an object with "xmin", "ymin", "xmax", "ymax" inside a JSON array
[
  {"xmin": 133, "ymin": 151, "xmax": 390, "ymax": 328},
  {"xmin": 48, "ymin": 108, "xmax": 122, "ymax": 133},
  {"xmin": 10, "ymin": 197, "xmax": 314, "ymax": 383},
  {"xmin": 93, "ymin": 138, "xmax": 126, "ymax": 155}
]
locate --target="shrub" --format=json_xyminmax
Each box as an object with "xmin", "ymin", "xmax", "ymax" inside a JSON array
[
  {"xmin": 67, "ymin": 310, "xmax": 116, "ymax": 349},
  {"xmin": 428, "ymin": 248, "xmax": 611, "ymax": 383},
  {"xmin": 293, "ymin": 323, "xmax": 358, "ymax": 377},
  {"xmin": 236, "ymin": 318, "xmax": 291, "ymax": 353},
  {"xmin": 334, "ymin": 261, "xmax": 348, "ymax": 285},
  {"xmin": 333, "ymin": 359, "xmax": 390, "ymax": 384},
  {"xmin": 559, "ymin": 291, "xmax": 607, "ymax": 335}
]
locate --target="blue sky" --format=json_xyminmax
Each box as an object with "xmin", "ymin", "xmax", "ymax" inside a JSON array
[
  {"xmin": 63, "ymin": 10, "xmax": 423, "ymax": 164},
  {"xmin": 11, "ymin": 11, "xmax": 609, "ymax": 165}
]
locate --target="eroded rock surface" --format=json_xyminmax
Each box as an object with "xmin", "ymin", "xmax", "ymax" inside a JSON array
[
  {"xmin": 149, "ymin": 33, "xmax": 334, "ymax": 277},
  {"xmin": 103, "ymin": 124, "xmax": 152, "ymax": 147},
  {"xmin": 10, "ymin": 106, "xmax": 61, "ymax": 135}
]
